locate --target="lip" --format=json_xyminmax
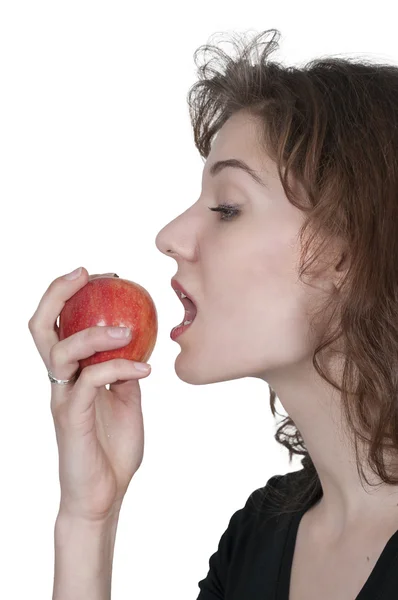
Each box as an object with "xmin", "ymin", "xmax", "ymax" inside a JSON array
[{"xmin": 171, "ymin": 279, "xmax": 197, "ymax": 307}]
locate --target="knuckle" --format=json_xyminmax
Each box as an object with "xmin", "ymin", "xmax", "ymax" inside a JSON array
[
  {"xmin": 78, "ymin": 364, "xmax": 96, "ymax": 387},
  {"xmin": 86, "ymin": 325, "xmax": 103, "ymax": 345},
  {"xmin": 94, "ymin": 324, "xmax": 111, "ymax": 340},
  {"xmin": 92, "ymin": 325, "xmax": 104, "ymax": 336},
  {"xmin": 49, "ymin": 341, "xmax": 64, "ymax": 366},
  {"xmin": 46, "ymin": 278, "xmax": 58, "ymax": 293},
  {"xmin": 113, "ymin": 358, "xmax": 127, "ymax": 369}
]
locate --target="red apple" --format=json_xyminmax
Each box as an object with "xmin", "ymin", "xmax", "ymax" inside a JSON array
[{"xmin": 59, "ymin": 275, "xmax": 158, "ymax": 371}]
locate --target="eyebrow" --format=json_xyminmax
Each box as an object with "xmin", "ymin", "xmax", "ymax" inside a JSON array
[{"xmin": 209, "ymin": 158, "xmax": 268, "ymax": 189}]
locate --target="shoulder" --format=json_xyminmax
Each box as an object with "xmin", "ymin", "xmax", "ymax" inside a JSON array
[
  {"xmin": 216, "ymin": 469, "xmax": 306, "ymax": 550},
  {"xmin": 196, "ymin": 470, "xmax": 305, "ymax": 598},
  {"xmin": 244, "ymin": 469, "xmax": 306, "ymax": 517}
]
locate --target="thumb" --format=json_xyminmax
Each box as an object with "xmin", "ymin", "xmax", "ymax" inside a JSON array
[{"xmin": 109, "ymin": 375, "xmax": 145, "ymax": 407}]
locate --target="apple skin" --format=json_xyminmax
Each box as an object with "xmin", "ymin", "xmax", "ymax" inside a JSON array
[{"xmin": 59, "ymin": 275, "xmax": 158, "ymax": 372}]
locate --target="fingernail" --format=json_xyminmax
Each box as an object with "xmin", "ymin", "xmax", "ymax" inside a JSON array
[
  {"xmin": 134, "ymin": 362, "xmax": 151, "ymax": 372},
  {"xmin": 64, "ymin": 267, "xmax": 82, "ymax": 280},
  {"xmin": 107, "ymin": 327, "xmax": 131, "ymax": 338}
]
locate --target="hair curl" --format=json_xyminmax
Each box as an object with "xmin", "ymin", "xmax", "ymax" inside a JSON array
[{"xmin": 186, "ymin": 29, "xmax": 398, "ymax": 518}]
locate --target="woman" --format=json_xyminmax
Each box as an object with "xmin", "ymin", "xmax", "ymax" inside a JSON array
[{"xmin": 28, "ymin": 29, "xmax": 398, "ymax": 599}]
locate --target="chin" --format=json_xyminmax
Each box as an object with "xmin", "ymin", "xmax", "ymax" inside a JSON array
[
  {"xmin": 174, "ymin": 354, "xmax": 253, "ymax": 386},
  {"xmin": 174, "ymin": 359, "xmax": 217, "ymax": 385}
]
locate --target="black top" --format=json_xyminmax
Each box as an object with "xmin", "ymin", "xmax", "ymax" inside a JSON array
[{"xmin": 196, "ymin": 469, "xmax": 398, "ymax": 599}]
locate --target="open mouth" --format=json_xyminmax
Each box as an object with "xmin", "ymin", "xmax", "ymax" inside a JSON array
[
  {"xmin": 170, "ymin": 280, "xmax": 198, "ymax": 334},
  {"xmin": 173, "ymin": 284, "xmax": 198, "ymax": 325},
  {"xmin": 176, "ymin": 293, "xmax": 197, "ymax": 326},
  {"xmin": 171, "ymin": 289, "xmax": 198, "ymax": 340},
  {"xmin": 170, "ymin": 294, "xmax": 198, "ymax": 340}
]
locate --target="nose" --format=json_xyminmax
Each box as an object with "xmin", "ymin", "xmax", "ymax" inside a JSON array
[
  {"xmin": 155, "ymin": 219, "xmax": 182, "ymax": 257},
  {"xmin": 155, "ymin": 202, "xmax": 199, "ymax": 259},
  {"xmin": 155, "ymin": 227, "xmax": 172, "ymax": 256}
]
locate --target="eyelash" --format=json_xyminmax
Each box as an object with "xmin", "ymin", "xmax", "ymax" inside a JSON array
[{"xmin": 208, "ymin": 204, "xmax": 241, "ymax": 221}]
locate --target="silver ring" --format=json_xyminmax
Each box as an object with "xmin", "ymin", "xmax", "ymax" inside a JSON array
[{"xmin": 47, "ymin": 369, "xmax": 79, "ymax": 385}]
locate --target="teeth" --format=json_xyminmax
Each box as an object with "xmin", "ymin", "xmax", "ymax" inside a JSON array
[
  {"xmin": 183, "ymin": 320, "xmax": 192, "ymax": 326},
  {"xmin": 175, "ymin": 289, "xmax": 188, "ymax": 299}
]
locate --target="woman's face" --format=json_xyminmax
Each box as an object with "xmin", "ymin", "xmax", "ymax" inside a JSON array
[{"xmin": 155, "ymin": 110, "xmax": 333, "ymax": 386}]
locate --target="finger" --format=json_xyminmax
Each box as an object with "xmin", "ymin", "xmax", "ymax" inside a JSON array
[
  {"xmin": 28, "ymin": 267, "xmax": 89, "ymax": 368},
  {"xmin": 67, "ymin": 359, "xmax": 150, "ymax": 423},
  {"xmin": 29, "ymin": 271, "xmax": 118, "ymax": 346},
  {"xmin": 52, "ymin": 273, "xmax": 117, "ymax": 337},
  {"xmin": 88, "ymin": 273, "xmax": 119, "ymax": 279},
  {"xmin": 49, "ymin": 325, "xmax": 133, "ymax": 382}
]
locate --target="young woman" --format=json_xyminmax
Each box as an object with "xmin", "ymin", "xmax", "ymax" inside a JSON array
[{"xmin": 29, "ymin": 29, "xmax": 398, "ymax": 599}]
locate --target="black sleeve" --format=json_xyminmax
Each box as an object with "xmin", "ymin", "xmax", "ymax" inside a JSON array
[
  {"xmin": 195, "ymin": 505, "xmax": 245, "ymax": 600},
  {"xmin": 195, "ymin": 478, "xmax": 280, "ymax": 600}
]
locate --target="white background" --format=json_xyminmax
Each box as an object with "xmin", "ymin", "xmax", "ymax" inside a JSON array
[{"xmin": 1, "ymin": 1, "xmax": 397, "ymax": 598}]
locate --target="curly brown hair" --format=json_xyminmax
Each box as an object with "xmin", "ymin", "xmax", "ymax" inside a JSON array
[{"xmin": 186, "ymin": 29, "xmax": 398, "ymax": 518}]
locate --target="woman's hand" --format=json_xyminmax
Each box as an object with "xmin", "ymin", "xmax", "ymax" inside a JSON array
[{"xmin": 28, "ymin": 268, "xmax": 151, "ymax": 522}]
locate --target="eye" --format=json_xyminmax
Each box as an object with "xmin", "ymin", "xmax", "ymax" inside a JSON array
[{"xmin": 208, "ymin": 203, "xmax": 241, "ymax": 222}]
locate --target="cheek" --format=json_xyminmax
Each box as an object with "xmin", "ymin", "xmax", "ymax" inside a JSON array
[
  {"xmin": 237, "ymin": 225, "xmax": 301, "ymax": 307},
  {"xmin": 192, "ymin": 222, "xmax": 321, "ymax": 371},
  {"xmin": 222, "ymin": 234, "xmax": 318, "ymax": 366}
]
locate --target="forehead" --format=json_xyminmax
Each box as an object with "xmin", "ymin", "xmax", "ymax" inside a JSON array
[
  {"xmin": 201, "ymin": 111, "xmax": 310, "ymax": 222},
  {"xmin": 203, "ymin": 111, "xmax": 271, "ymax": 179}
]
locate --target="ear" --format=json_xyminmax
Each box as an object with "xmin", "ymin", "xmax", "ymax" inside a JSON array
[{"xmin": 333, "ymin": 250, "xmax": 350, "ymax": 292}]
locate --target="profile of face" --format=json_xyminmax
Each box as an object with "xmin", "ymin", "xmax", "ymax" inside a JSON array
[{"xmin": 155, "ymin": 110, "xmax": 336, "ymax": 387}]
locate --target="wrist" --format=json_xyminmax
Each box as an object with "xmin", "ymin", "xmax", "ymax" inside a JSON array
[
  {"xmin": 53, "ymin": 506, "xmax": 120, "ymax": 600},
  {"xmin": 56, "ymin": 504, "xmax": 122, "ymax": 535}
]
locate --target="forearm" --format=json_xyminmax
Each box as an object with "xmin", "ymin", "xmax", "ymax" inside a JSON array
[{"xmin": 53, "ymin": 510, "xmax": 120, "ymax": 600}]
